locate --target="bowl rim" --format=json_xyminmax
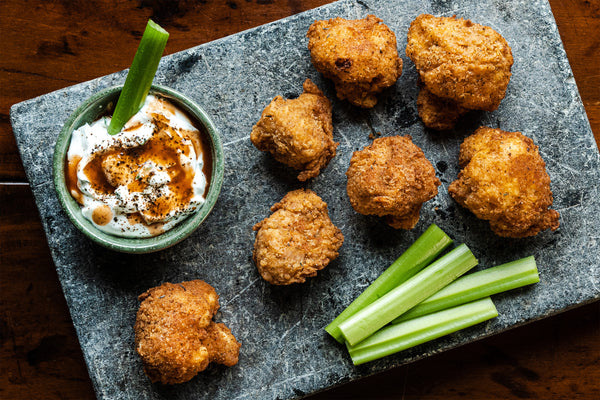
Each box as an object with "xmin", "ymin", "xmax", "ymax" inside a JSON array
[{"xmin": 52, "ymin": 84, "xmax": 224, "ymax": 253}]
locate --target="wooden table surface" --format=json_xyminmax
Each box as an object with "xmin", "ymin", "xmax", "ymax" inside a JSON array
[{"xmin": 1, "ymin": 1, "xmax": 598, "ymax": 399}]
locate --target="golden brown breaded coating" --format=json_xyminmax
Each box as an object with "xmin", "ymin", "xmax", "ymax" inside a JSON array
[
  {"xmin": 448, "ymin": 127, "xmax": 560, "ymax": 238},
  {"xmin": 134, "ymin": 280, "xmax": 241, "ymax": 384},
  {"xmin": 406, "ymin": 14, "xmax": 513, "ymax": 112},
  {"xmin": 417, "ymin": 85, "xmax": 469, "ymax": 131},
  {"xmin": 202, "ymin": 323, "xmax": 241, "ymax": 367},
  {"xmin": 252, "ymin": 189, "xmax": 344, "ymax": 285},
  {"xmin": 346, "ymin": 136, "xmax": 440, "ymax": 229},
  {"xmin": 250, "ymin": 79, "xmax": 337, "ymax": 181},
  {"xmin": 307, "ymin": 15, "xmax": 403, "ymax": 108}
]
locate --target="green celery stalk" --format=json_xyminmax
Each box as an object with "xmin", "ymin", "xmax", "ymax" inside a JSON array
[
  {"xmin": 339, "ymin": 244, "xmax": 478, "ymax": 346},
  {"xmin": 108, "ymin": 20, "xmax": 169, "ymax": 135},
  {"xmin": 347, "ymin": 297, "xmax": 498, "ymax": 365},
  {"xmin": 325, "ymin": 224, "xmax": 453, "ymax": 343},
  {"xmin": 392, "ymin": 256, "xmax": 539, "ymax": 324}
]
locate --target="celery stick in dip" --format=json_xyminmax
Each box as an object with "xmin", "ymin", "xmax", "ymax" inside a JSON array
[{"xmin": 108, "ymin": 19, "xmax": 169, "ymax": 135}]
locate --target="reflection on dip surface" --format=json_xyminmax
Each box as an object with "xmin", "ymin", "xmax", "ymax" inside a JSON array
[{"xmin": 66, "ymin": 95, "xmax": 212, "ymax": 238}]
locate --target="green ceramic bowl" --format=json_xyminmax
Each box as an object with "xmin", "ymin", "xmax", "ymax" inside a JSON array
[{"xmin": 53, "ymin": 85, "xmax": 224, "ymax": 253}]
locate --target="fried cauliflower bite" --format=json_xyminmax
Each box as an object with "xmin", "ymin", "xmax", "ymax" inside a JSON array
[
  {"xmin": 406, "ymin": 14, "xmax": 513, "ymax": 112},
  {"xmin": 406, "ymin": 14, "xmax": 513, "ymax": 130},
  {"xmin": 448, "ymin": 127, "xmax": 560, "ymax": 238},
  {"xmin": 252, "ymin": 189, "xmax": 344, "ymax": 285},
  {"xmin": 134, "ymin": 280, "xmax": 241, "ymax": 384},
  {"xmin": 250, "ymin": 79, "xmax": 338, "ymax": 181},
  {"xmin": 346, "ymin": 136, "xmax": 440, "ymax": 229},
  {"xmin": 307, "ymin": 15, "xmax": 403, "ymax": 108}
]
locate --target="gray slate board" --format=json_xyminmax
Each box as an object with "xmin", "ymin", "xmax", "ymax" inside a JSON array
[{"xmin": 10, "ymin": 0, "xmax": 600, "ymax": 399}]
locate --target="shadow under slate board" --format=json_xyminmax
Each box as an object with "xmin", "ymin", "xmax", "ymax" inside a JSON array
[{"xmin": 9, "ymin": 0, "xmax": 600, "ymax": 399}]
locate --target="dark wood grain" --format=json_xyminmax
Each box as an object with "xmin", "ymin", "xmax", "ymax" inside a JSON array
[
  {"xmin": 1, "ymin": 1, "xmax": 598, "ymax": 399},
  {"xmin": 549, "ymin": 0, "xmax": 600, "ymax": 145},
  {"xmin": 0, "ymin": 183, "xmax": 96, "ymax": 399}
]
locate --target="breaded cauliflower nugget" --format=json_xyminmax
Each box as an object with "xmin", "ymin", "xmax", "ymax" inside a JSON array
[
  {"xmin": 406, "ymin": 14, "xmax": 513, "ymax": 129},
  {"xmin": 346, "ymin": 136, "xmax": 440, "ymax": 229},
  {"xmin": 448, "ymin": 127, "xmax": 560, "ymax": 238},
  {"xmin": 134, "ymin": 280, "xmax": 241, "ymax": 384},
  {"xmin": 250, "ymin": 79, "xmax": 337, "ymax": 181},
  {"xmin": 253, "ymin": 189, "xmax": 344, "ymax": 285},
  {"xmin": 307, "ymin": 15, "xmax": 403, "ymax": 108}
]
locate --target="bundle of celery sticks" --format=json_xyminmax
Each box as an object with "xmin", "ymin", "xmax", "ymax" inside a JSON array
[{"xmin": 325, "ymin": 224, "xmax": 540, "ymax": 365}]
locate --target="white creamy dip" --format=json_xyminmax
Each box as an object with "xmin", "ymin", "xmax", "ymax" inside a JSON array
[{"xmin": 66, "ymin": 95, "xmax": 208, "ymax": 238}]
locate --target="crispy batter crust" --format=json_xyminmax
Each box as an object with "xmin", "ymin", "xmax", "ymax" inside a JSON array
[
  {"xmin": 250, "ymin": 79, "xmax": 338, "ymax": 181},
  {"xmin": 448, "ymin": 127, "xmax": 560, "ymax": 238},
  {"xmin": 252, "ymin": 189, "xmax": 344, "ymax": 285},
  {"xmin": 417, "ymin": 85, "xmax": 469, "ymax": 131},
  {"xmin": 307, "ymin": 15, "xmax": 402, "ymax": 108},
  {"xmin": 346, "ymin": 135, "xmax": 440, "ymax": 229},
  {"xmin": 134, "ymin": 280, "xmax": 241, "ymax": 384},
  {"xmin": 406, "ymin": 14, "xmax": 513, "ymax": 112}
]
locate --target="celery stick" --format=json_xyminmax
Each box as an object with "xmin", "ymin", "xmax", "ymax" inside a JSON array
[
  {"xmin": 339, "ymin": 244, "xmax": 478, "ymax": 346},
  {"xmin": 347, "ymin": 298, "xmax": 498, "ymax": 365},
  {"xmin": 108, "ymin": 20, "xmax": 169, "ymax": 135},
  {"xmin": 392, "ymin": 256, "xmax": 539, "ymax": 324},
  {"xmin": 325, "ymin": 224, "xmax": 453, "ymax": 343}
]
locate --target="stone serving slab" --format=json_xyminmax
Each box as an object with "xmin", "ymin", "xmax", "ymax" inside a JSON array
[{"xmin": 10, "ymin": 0, "xmax": 600, "ymax": 399}]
